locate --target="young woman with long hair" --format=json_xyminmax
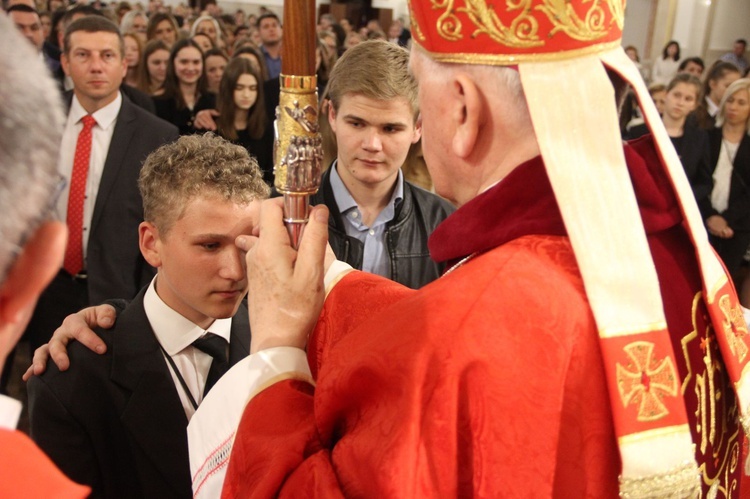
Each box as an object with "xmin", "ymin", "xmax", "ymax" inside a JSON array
[
  {"xmin": 204, "ymin": 48, "xmax": 228, "ymax": 95},
  {"xmin": 154, "ymin": 38, "xmax": 215, "ymax": 135},
  {"xmin": 137, "ymin": 39, "xmax": 170, "ymax": 96},
  {"xmin": 651, "ymin": 40, "xmax": 681, "ymax": 85},
  {"xmin": 692, "ymin": 61, "xmax": 742, "ymax": 130},
  {"xmin": 660, "ymin": 74, "xmax": 711, "ymax": 202},
  {"xmin": 123, "ymin": 32, "xmax": 143, "ymax": 88},
  {"xmin": 216, "ymin": 58, "xmax": 273, "ymax": 183},
  {"xmin": 146, "ymin": 12, "xmax": 180, "ymax": 49}
]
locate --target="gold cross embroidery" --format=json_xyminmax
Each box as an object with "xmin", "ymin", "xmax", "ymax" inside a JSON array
[{"xmin": 616, "ymin": 341, "xmax": 679, "ymax": 421}]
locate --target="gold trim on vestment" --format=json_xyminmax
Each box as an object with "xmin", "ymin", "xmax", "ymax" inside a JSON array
[
  {"xmin": 618, "ymin": 461, "xmax": 701, "ymax": 499},
  {"xmin": 598, "ymin": 321, "xmax": 669, "ymax": 339},
  {"xmin": 706, "ymin": 275, "xmax": 730, "ymax": 304},
  {"xmin": 617, "ymin": 424, "xmax": 692, "ymax": 445},
  {"xmin": 411, "ymin": 38, "xmax": 622, "ymax": 65}
]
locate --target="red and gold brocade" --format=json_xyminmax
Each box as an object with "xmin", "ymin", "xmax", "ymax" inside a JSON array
[{"xmin": 222, "ymin": 135, "xmax": 742, "ymax": 497}]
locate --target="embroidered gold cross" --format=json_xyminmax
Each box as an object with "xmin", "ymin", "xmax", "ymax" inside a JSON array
[
  {"xmin": 616, "ymin": 342, "xmax": 678, "ymax": 421},
  {"xmin": 719, "ymin": 294, "xmax": 748, "ymax": 363}
]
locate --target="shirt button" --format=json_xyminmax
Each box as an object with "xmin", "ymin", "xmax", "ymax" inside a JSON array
[
  {"xmin": 369, "ymin": 229, "xmax": 375, "ymax": 236},
  {"xmin": 351, "ymin": 212, "xmax": 358, "ymax": 218}
]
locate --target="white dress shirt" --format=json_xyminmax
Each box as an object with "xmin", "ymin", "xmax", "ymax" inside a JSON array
[
  {"xmin": 187, "ymin": 260, "xmax": 351, "ymax": 498},
  {"xmin": 711, "ymin": 139, "xmax": 739, "ymax": 213},
  {"xmin": 143, "ymin": 277, "xmax": 232, "ymax": 421},
  {"xmin": 56, "ymin": 92, "xmax": 122, "ymax": 264},
  {"xmin": 329, "ymin": 161, "xmax": 404, "ymax": 278},
  {"xmin": 0, "ymin": 394, "xmax": 22, "ymax": 430},
  {"xmin": 707, "ymin": 96, "xmax": 719, "ymax": 118}
]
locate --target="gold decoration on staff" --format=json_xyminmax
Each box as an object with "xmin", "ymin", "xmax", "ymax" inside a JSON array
[{"xmin": 274, "ymin": 0, "xmax": 322, "ymax": 248}]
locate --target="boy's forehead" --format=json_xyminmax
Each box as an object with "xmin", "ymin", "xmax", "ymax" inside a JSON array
[{"xmin": 338, "ymin": 93, "xmax": 415, "ymax": 120}]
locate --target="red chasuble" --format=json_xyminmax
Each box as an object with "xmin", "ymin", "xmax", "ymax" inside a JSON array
[
  {"xmin": 0, "ymin": 429, "xmax": 90, "ymax": 498},
  {"xmin": 223, "ymin": 135, "xmax": 743, "ymax": 498}
]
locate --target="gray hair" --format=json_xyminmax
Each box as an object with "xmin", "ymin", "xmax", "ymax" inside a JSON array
[
  {"xmin": 119, "ymin": 10, "xmax": 146, "ymax": 34},
  {"xmin": 0, "ymin": 13, "xmax": 65, "ymax": 280},
  {"xmin": 190, "ymin": 15, "xmax": 221, "ymax": 39},
  {"xmin": 716, "ymin": 78, "xmax": 750, "ymax": 131},
  {"xmin": 410, "ymin": 47, "xmax": 532, "ymax": 131}
]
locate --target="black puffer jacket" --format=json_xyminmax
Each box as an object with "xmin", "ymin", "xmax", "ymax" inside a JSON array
[{"xmin": 311, "ymin": 168, "xmax": 455, "ymax": 289}]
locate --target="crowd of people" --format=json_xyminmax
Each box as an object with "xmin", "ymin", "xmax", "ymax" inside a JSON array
[
  {"xmin": 3, "ymin": 0, "xmax": 750, "ymax": 497},
  {"xmin": 6, "ymin": 0, "xmax": 421, "ymax": 187},
  {"xmin": 622, "ymin": 40, "xmax": 750, "ymax": 304}
]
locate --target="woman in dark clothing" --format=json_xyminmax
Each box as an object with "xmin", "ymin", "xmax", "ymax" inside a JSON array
[
  {"xmin": 153, "ymin": 39, "xmax": 215, "ymax": 135},
  {"xmin": 659, "ymin": 74, "xmax": 712, "ymax": 203},
  {"xmin": 216, "ymin": 58, "xmax": 274, "ymax": 184},
  {"xmin": 700, "ymin": 78, "xmax": 750, "ymax": 285},
  {"xmin": 691, "ymin": 61, "xmax": 741, "ymax": 130}
]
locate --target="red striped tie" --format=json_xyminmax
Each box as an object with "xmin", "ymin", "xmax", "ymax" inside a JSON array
[{"xmin": 63, "ymin": 115, "xmax": 96, "ymax": 276}]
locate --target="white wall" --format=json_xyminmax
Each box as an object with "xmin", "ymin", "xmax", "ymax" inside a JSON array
[
  {"xmin": 707, "ymin": 0, "xmax": 750, "ymax": 63},
  {"xmin": 621, "ymin": 0, "xmax": 652, "ymax": 60}
]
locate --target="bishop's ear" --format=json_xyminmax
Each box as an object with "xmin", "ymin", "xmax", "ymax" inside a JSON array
[
  {"xmin": 451, "ymin": 73, "xmax": 482, "ymax": 159},
  {"xmin": 0, "ymin": 221, "xmax": 66, "ymax": 344}
]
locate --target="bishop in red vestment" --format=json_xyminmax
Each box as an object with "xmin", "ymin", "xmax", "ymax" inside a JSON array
[
  {"xmin": 223, "ymin": 136, "xmax": 744, "ymax": 498},
  {"xmin": 219, "ymin": 0, "xmax": 750, "ymax": 496}
]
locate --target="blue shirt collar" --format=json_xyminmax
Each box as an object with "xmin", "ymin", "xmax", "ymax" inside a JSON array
[{"xmin": 329, "ymin": 161, "xmax": 403, "ymax": 226}]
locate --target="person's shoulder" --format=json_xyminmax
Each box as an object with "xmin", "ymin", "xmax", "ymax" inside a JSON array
[
  {"xmin": 121, "ymin": 85, "xmax": 156, "ymax": 114},
  {"xmin": 405, "ymin": 180, "xmax": 455, "ymax": 214},
  {"xmin": 684, "ymin": 121, "xmax": 710, "ymax": 141},
  {"xmin": 28, "ymin": 330, "xmax": 114, "ymax": 399},
  {"xmin": 123, "ymin": 96, "xmax": 179, "ymax": 138}
]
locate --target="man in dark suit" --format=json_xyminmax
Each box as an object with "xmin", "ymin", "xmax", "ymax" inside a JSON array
[
  {"xmin": 28, "ymin": 134, "xmax": 270, "ymax": 498},
  {"xmin": 23, "ymin": 16, "xmax": 178, "ymax": 355},
  {"xmin": 6, "ymin": 4, "xmax": 59, "ymax": 74},
  {"xmin": 52, "ymin": 5, "xmax": 157, "ymax": 114}
]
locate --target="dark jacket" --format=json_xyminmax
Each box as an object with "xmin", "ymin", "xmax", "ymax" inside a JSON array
[
  {"xmin": 63, "ymin": 91, "xmax": 178, "ymax": 304},
  {"xmin": 153, "ymin": 93, "xmax": 216, "ymax": 135},
  {"xmin": 311, "ymin": 167, "xmax": 454, "ymax": 289},
  {"xmin": 28, "ymin": 288, "xmax": 251, "ymax": 499},
  {"xmin": 699, "ymin": 128, "xmax": 750, "ymax": 230}
]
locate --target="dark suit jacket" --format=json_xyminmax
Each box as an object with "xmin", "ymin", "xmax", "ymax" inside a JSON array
[
  {"xmin": 28, "ymin": 287, "xmax": 251, "ymax": 499},
  {"xmin": 64, "ymin": 92, "xmax": 179, "ymax": 303},
  {"xmin": 674, "ymin": 123, "xmax": 712, "ymax": 206},
  {"xmin": 699, "ymin": 128, "xmax": 750, "ymax": 230}
]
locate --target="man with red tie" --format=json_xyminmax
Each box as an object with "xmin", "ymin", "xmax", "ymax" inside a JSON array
[
  {"xmin": 24, "ymin": 16, "xmax": 177, "ymax": 354},
  {"xmin": 0, "ymin": 13, "xmax": 88, "ymax": 499}
]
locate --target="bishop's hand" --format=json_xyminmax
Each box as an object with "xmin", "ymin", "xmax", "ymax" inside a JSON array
[{"xmin": 236, "ymin": 198, "xmax": 329, "ymax": 354}]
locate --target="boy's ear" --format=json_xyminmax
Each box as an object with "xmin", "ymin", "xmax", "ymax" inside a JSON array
[
  {"xmin": 328, "ymin": 103, "xmax": 338, "ymax": 132},
  {"xmin": 139, "ymin": 222, "xmax": 163, "ymax": 268}
]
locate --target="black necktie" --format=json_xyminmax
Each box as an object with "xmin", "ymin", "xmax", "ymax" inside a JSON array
[{"xmin": 192, "ymin": 333, "xmax": 229, "ymax": 396}]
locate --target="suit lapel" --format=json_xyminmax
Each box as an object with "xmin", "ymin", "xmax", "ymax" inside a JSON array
[
  {"xmin": 228, "ymin": 303, "xmax": 250, "ymax": 367},
  {"xmin": 109, "ymin": 290, "xmax": 191, "ymax": 496},
  {"xmin": 90, "ymin": 96, "xmax": 138, "ymax": 233}
]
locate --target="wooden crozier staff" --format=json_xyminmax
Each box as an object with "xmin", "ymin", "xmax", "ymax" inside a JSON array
[{"xmin": 274, "ymin": 0, "xmax": 322, "ymax": 248}]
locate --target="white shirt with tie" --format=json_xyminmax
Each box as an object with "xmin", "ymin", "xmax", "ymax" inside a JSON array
[
  {"xmin": 143, "ymin": 276, "xmax": 232, "ymax": 421},
  {"xmin": 56, "ymin": 92, "xmax": 121, "ymax": 263}
]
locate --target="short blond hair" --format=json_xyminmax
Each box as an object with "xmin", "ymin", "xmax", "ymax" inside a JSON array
[
  {"xmin": 716, "ymin": 78, "xmax": 750, "ymax": 130},
  {"xmin": 326, "ymin": 40, "xmax": 418, "ymax": 120},
  {"xmin": 139, "ymin": 133, "xmax": 270, "ymax": 235}
]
